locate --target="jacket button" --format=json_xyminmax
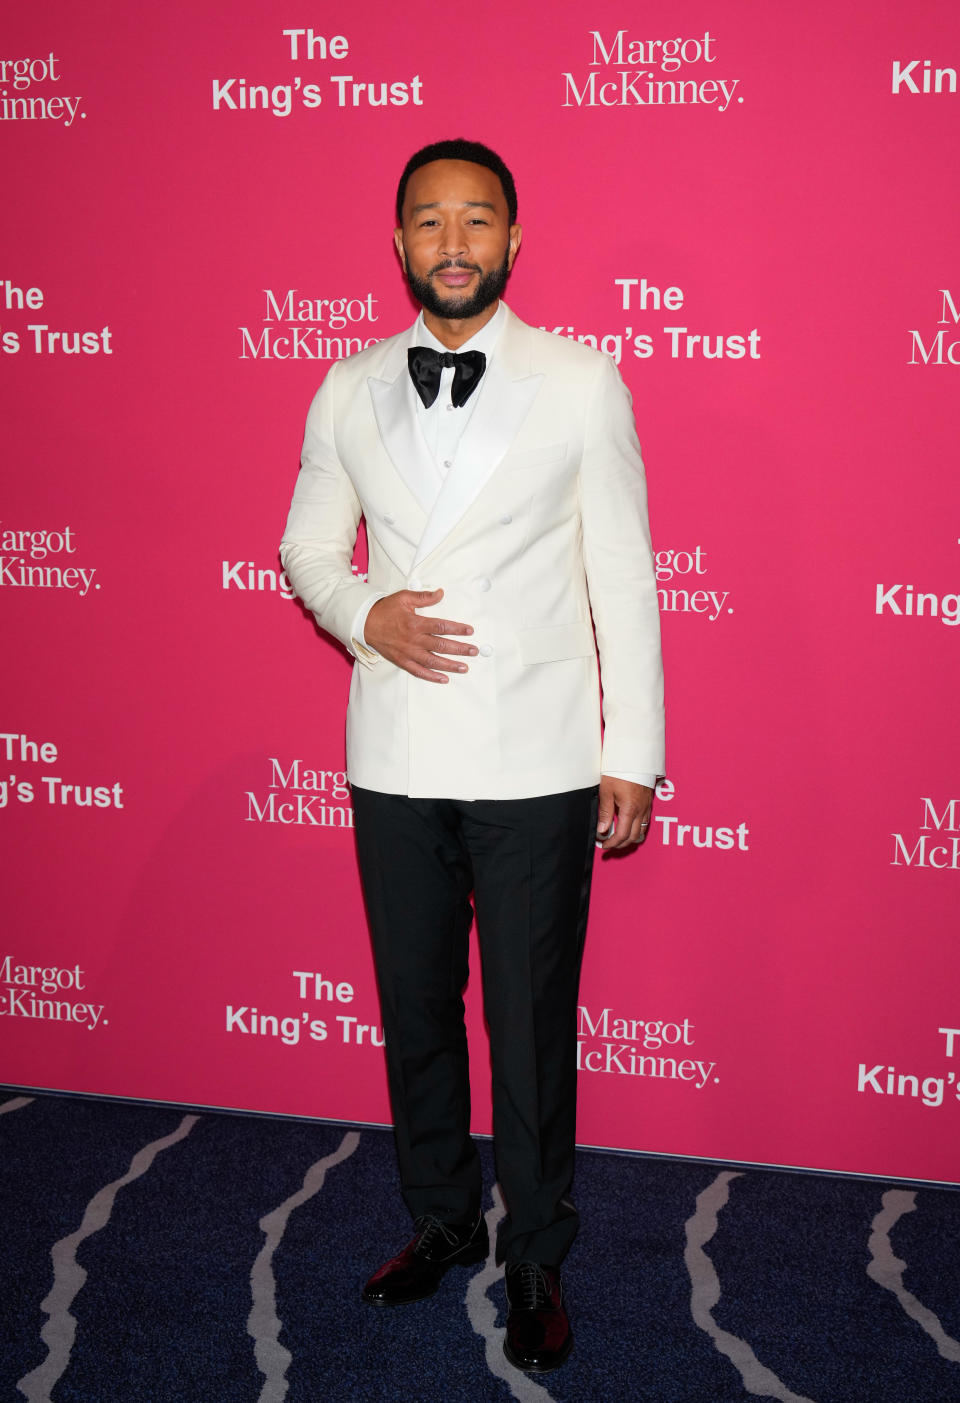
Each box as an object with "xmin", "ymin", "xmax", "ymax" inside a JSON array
[
  {"xmin": 409, "ymin": 577, "xmax": 423, "ymax": 591},
  {"xmin": 499, "ymin": 514, "xmax": 512, "ymax": 525},
  {"xmin": 475, "ymin": 577, "xmax": 492, "ymax": 593},
  {"xmin": 478, "ymin": 643, "xmax": 493, "ymax": 657},
  {"xmin": 384, "ymin": 513, "xmax": 395, "ymax": 526}
]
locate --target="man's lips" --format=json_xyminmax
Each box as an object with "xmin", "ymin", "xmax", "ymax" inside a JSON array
[{"xmin": 433, "ymin": 265, "xmax": 479, "ymax": 287}]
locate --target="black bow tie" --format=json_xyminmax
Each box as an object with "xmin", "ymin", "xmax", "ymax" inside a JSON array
[{"xmin": 407, "ymin": 346, "xmax": 486, "ymax": 409}]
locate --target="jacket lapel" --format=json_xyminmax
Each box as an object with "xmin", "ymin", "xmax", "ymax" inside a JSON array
[
  {"xmin": 367, "ymin": 326, "xmax": 443, "ymax": 517},
  {"xmin": 412, "ymin": 309, "xmax": 543, "ymax": 569}
]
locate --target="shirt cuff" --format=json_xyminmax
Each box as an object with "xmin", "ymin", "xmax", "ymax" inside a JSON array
[
  {"xmin": 602, "ymin": 771, "xmax": 659, "ymax": 789},
  {"xmin": 348, "ymin": 592, "xmax": 387, "ymax": 665}
]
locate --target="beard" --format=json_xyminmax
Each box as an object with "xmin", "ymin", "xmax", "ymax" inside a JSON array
[{"xmin": 405, "ymin": 248, "xmax": 511, "ymax": 320}]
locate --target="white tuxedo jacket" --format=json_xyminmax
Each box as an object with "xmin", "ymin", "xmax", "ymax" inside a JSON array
[{"xmin": 280, "ymin": 306, "xmax": 664, "ymax": 800}]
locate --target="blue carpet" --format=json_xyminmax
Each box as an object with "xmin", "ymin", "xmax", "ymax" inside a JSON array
[{"xmin": 1, "ymin": 1092, "xmax": 957, "ymax": 1401}]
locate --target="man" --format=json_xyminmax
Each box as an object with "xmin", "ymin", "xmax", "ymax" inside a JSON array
[{"xmin": 280, "ymin": 138, "xmax": 664, "ymax": 1373}]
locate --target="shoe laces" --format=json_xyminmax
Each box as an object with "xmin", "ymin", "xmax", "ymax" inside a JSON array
[
  {"xmin": 510, "ymin": 1261, "xmax": 553, "ymax": 1310},
  {"xmin": 412, "ymin": 1214, "xmax": 463, "ymax": 1255}
]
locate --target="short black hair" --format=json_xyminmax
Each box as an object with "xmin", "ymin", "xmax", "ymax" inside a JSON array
[{"xmin": 396, "ymin": 139, "xmax": 518, "ymax": 225}]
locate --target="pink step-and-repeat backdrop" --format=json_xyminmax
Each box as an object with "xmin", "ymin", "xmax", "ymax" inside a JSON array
[{"xmin": 2, "ymin": 0, "xmax": 958, "ymax": 1184}]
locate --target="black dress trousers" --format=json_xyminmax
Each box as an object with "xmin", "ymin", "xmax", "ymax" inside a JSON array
[{"xmin": 351, "ymin": 784, "xmax": 599, "ymax": 1267}]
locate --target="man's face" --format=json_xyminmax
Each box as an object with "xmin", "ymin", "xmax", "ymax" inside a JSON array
[{"xmin": 394, "ymin": 159, "xmax": 522, "ymax": 323}]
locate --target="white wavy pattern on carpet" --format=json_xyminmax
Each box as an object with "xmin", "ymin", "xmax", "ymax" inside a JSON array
[
  {"xmin": 867, "ymin": 1189, "xmax": 960, "ymax": 1363},
  {"xmin": 0, "ymin": 1095, "xmax": 35, "ymax": 1115},
  {"xmin": 248, "ymin": 1129, "xmax": 361, "ymax": 1403},
  {"xmin": 684, "ymin": 1170, "xmax": 818, "ymax": 1403},
  {"xmin": 464, "ymin": 1183, "xmax": 557, "ymax": 1403},
  {"xmin": 16, "ymin": 1113, "xmax": 200, "ymax": 1403}
]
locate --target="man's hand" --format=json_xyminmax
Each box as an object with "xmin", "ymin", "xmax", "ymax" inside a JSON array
[
  {"xmin": 596, "ymin": 777, "xmax": 654, "ymax": 852},
  {"xmin": 364, "ymin": 588, "xmax": 478, "ymax": 683}
]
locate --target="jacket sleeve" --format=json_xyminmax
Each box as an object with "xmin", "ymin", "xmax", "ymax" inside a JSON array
[
  {"xmin": 579, "ymin": 353, "xmax": 665, "ymax": 777},
  {"xmin": 279, "ymin": 361, "xmax": 385, "ymax": 666}
]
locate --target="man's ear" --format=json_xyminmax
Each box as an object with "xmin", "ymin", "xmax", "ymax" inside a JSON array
[
  {"xmin": 507, "ymin": 224, "xmax": 523, "ymax": 271},
  {"xmin": 394, "ymin": 229, "xmax": 406, "ymax": 269}
]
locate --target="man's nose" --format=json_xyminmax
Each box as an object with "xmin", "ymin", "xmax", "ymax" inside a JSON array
[{"xmin": 439, "ymin": 227, "xmax": 467, "ymax": 258}]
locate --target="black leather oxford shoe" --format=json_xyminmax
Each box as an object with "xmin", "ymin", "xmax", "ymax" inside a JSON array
[
  {"xmin": 362, "ymin": 1213, "xmax": 489, "ymax": 1306},
  {"xmin": 503, "ymin": 1261, "xmax": 573, "ymax": 1372}
]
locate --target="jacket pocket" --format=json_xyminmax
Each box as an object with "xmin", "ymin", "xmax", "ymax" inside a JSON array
[
  {"xmin": 517, "ymin": 621, "xmax": 594, "ymax": 665},
  {"xmin": 508, "ymin": 442, "xmax": 569, "ymax": 471}
]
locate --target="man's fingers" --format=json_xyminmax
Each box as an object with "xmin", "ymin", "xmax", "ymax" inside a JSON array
[
  {"xmin": 596, "ymin": 780, "xmax": 654, "ymax": 851},
  {"xmin": 428, "ymin": 616, "xmax": 475, "ymax": 637},
  {"xmin": 386, "ymin": 637, "xmax": 475, "ymax": 679},
  {"xmin": 405, "ymin": 619, "xmax": 477, "ymax": 661},
  {"xmin": 406, "ymin": 663, "xmax": 451, "ymax": 684},
  {"xmin": 619, "ymin": 810, "xmax": 649, "ymax": 847},
  {"xmin": 426, "ymin": 634, "xmax": 478, "ymax": 656},
  {"xmin": 366, "ymin": 588, "xmax": 480, "ymax": 681},
  {"xmin": 405, "ymin": 592, "xmax": 476, "ymax": 648},
  {"xmin": 597, "ymin": 823, "xmax": 642, "ymax": 849},
  {"xmin": 413, "ymin": 620, "xmax": 477, "ymax": 652},
  {"xmin": 403, "ymin": 645, "xmax": 479, "ymax": 681},
  {"xmin": 599, "ymin": 816, "xmax": 629, "ymax": 850},
  {"xmin": 405, "ymin": 589, "xmax": 471, "ymax": 631},
  {"xmin": 422, "ymin": 651, "xmax": 470, "ymax": 673}
]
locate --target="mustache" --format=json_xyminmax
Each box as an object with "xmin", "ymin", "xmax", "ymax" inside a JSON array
[{"xmin": 428, "ymin": 260, "xmax": 482, "ymax": 275}]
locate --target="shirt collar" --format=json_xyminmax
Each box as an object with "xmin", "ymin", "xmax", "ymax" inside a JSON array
[{"xmin": 414, "ymin": 299, "xmax": 507, "ymax": 358}]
